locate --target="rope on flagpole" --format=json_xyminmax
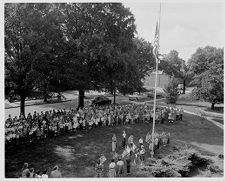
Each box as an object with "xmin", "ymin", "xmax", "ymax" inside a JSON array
[{"xmin": 151, "ymin": 2, "xmax": 161, "ymax": 158}]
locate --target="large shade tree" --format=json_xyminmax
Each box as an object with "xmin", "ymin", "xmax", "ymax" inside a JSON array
[
  {"xmin": 159, "ymin": 50, "xmax": 192, "ymax": 93},
  {"xmin": 5, "ymin": 3, "xmax": 67, "ymax": 115},
  {"xmin": 189, "ymin": 46, "xmax": 224, "ymax": 109},
  {"xmin": 5, "ymin": 3, "xmax": 152, "ymax": 114},
  {"xmin": 61, "ymin": 3, "xmax": 137, "ymax": 107}
]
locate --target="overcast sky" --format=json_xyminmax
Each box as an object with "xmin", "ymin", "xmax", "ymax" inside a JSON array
[{"xmin": 123, "ymin": 1, "xmax": 224, "ymax": 61}]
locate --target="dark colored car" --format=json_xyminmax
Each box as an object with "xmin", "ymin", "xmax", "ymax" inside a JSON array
[
  {"xmin": 147, "ymin": 91, "xmax": 164, "ymax": 98},
  {"xmin": 91, "ymin": 96, "xmax": 112, "ymax": 106}
]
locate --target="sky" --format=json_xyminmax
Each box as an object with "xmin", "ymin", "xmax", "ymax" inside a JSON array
[{"xmin": 123, "ymin": 1, "xmax": 224, "ymax": 61}]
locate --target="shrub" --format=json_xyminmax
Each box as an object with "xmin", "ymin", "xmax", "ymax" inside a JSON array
[
  {"xmin": 134, "ymin": 145, "xmax": 214, "ymax": 177},
  {"xmin": 164, "ymin": 78, "xmax": 179, "ymax": 104}
]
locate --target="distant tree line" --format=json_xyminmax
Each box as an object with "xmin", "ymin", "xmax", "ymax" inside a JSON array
[{"xmin": 160, "ymin": 47, "xmax": 223, "ymax": 109}]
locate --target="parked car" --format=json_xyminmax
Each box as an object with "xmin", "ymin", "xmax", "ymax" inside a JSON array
[
  {"xmin": 91, "ymin": 96, "xmax": 112, "ymax": 106},
  {"xmin": 147, "ymin": 92, "xmax": 154, "ymax": 98},
  {"xmin": 147, "ymin": 91, "xmax": 165, "ymax": 99},
  {"xmin": 128, "ymin": 93, "xmax": 146, "ymax": 101},
  {"xmin": 128, "ymin": 95, "xmax": 138, "ymax": 101}
]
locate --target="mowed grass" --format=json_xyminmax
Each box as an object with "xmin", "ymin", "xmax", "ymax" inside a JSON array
[{"xmin": 5, "ymin": 113, "xmax": 223, "ymax": 178}]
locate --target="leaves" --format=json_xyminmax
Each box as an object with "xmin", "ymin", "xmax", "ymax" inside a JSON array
[
  {"xmin": 189, "ymin": 46, "xmax": 224, "ymax": 105},
  {"xmin": 164, "ymin": 78, "xmax": 179, "ymax": 104}
]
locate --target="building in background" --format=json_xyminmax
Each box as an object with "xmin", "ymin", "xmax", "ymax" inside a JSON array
[{"xmin": 143, "ymin": 70, "xmax": 171, "ymax": 90}]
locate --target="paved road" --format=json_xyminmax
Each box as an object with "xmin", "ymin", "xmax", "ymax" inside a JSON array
[{"xmin": 4, "ymin": 92, "xmax": 129, "ymax": 118}]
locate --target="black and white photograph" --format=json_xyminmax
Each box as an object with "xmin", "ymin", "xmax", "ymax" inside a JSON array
[{"xmin": 3, "ymin": 0, "xmax": 224, "ymax": 179}]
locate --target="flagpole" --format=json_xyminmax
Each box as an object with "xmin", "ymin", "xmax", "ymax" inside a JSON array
[{"xmin": 151, "ymin": 2, "xmax": 161, "ymax": 158}]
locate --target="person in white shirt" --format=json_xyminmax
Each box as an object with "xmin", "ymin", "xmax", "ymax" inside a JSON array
[
  {"xmin": 138, "ymin": 137, "xmax": 143, "ymax": 149},
  {"xmin": 41, "ymin": 169, "xmax": 48, "ymax": 178},
  {"xmin": 50, "ymin": 165, "xmax": 62, "ymax": 178},
  {"xmin": 35, "ymin": 170, "xmax": 42, "ymax": 178},
  {"xmin": 112, "ymin": 134, "xmax": 117, "ymax": 152}
]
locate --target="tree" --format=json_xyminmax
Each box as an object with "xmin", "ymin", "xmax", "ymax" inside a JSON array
[
  {"xmin": 163, "ymin": 77, "xmax": 179, "ymax": 104},
  {"xmin": 192, "ymin": 63, "xmax": 223, "ymax": 109},
  {"xmin": 159, "ymin": 50, "xmax": 192, "ymax": 94},
  {"xmin": 5, "ymin": 4, "xmax": 43, "ymax": 115},
  {"xmin": 133, "ymin": 38, "xmax": 155, "ymax": 77},
  {"xmin": 100, "ymin": 3, "xmax": 137, "ymax": 104},
  {"xmin": 61, "ymin": 3, "xmax": 137, "ymax": 107},
  {"xmin": 5, "ymin": 3, "xmax": 65, "ymax": 114},
  {"xmin": 188, "ymin": 46, "xmax": 223, "ymax": 76},
  {"xmin": 189, "ymin": 46, "xmax": 224, "ymax": 109},
  {"xmin": 117, "ymin": 38, "xmax": 155, "ymax": 95}
]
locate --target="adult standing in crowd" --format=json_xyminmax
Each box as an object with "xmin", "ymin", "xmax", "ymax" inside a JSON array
[
  {"xmin": 29, "ymin": 168, "xmax": 35, "ymax": 178},
  {"xmin": 50, "ymin": 165, "xmax": 62, "ymax": 178},
  {"xmin": 126, "ymin": 151, "xmax": 132, "ymax": 176},
  {"xmin": 112, "ymin": 134, "xmax": 117, "ymax": 152},
  {"xmin": 21, "ymin": 162, "xmax": 30, "ymax": 178},
  {"xmin": 122, "ymin": 130, "xmax": 126, "ymax": 149},
  {"xmin": 42, "ymin": 169, "xmax": 48, "ymax": 178}
]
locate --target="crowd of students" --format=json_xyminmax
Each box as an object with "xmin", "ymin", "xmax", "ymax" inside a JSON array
[
  {"xmin": 5, "ymin": 104, "xmax": 184, "ymax": 149},
  {"xmin": 7, "ymin": 103, "xmax": 183, "ymax": 178}
]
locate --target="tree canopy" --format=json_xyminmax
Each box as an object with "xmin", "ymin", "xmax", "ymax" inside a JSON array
[
  {"xmin": 5, "ymin": 3, "xmax": 154, "ymax": 114},
  {"xmin": 159, "ymin": 50, "xmax": 192, "ymax": 93},
  {"xmin": 188, "ymin": 46, "xmax": 224, "ymax": 109}
]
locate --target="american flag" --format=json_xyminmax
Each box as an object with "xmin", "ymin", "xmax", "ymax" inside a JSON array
[
  {"xmin": 99, "ymin": 154, "xmax": 106, "ymax": 164},
  {"xmin": 153, "ymin": 21, "xmax": 160, "ymax": 62},
  {"xmin": 145, "ymin": 132, "xmax": 151, "ymax": 143}
]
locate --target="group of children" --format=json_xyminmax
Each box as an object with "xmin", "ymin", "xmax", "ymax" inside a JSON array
[
  {"xmin": 20, "ymin": 163, "xmax": 62, "ymax": 178},
  {"xmin": 5, "ymin": 103, "xmax": 183, "ymax": 149},
  {"xmin": 96, "ymin": 129, "xmax": 171, "ymax": 177}
]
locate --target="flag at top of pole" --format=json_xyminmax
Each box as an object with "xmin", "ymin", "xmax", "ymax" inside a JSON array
[{"xmin": 153, "ymin": 21, "xmax": 160, "ymax": 62}]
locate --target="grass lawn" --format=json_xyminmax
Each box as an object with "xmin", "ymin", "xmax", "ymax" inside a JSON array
[{"xmin": 5, "ymin": 112, "xmax": 223, "ymax": 178}]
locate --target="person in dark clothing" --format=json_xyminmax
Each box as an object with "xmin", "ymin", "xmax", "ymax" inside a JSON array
[{"xmin": 126, "ymin": 152, "xmax": 131, "ymax": 176}]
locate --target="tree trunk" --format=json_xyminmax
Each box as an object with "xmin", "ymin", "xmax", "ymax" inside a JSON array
[
  {"xmin": 20, "ymin": 95, "xmax": 26, "ymax": 116},
  {"xmin": 43, "ymin": 82, "xmax": 48, "ymax": 102},
  {"xmin": 211, "ymin": 103, "xmax": 215, "ymax": 110},
  {"xmin": 113, "ymin": 81, "xmax": 116, "ymax": 104},
  {"xmin": 113, "ymin": 88, "xmax": 116, "ymax": 104},
  {"xmin": 110, "ymin": 80, "xmax": 114, "ymax": 95},
  {"xmin": 78, "ymin": 88, "xmax": 85, "ymax": 109},
  {"xmin": 183, "ymin": 79, "xmax": 186, "ymax": 94}
]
